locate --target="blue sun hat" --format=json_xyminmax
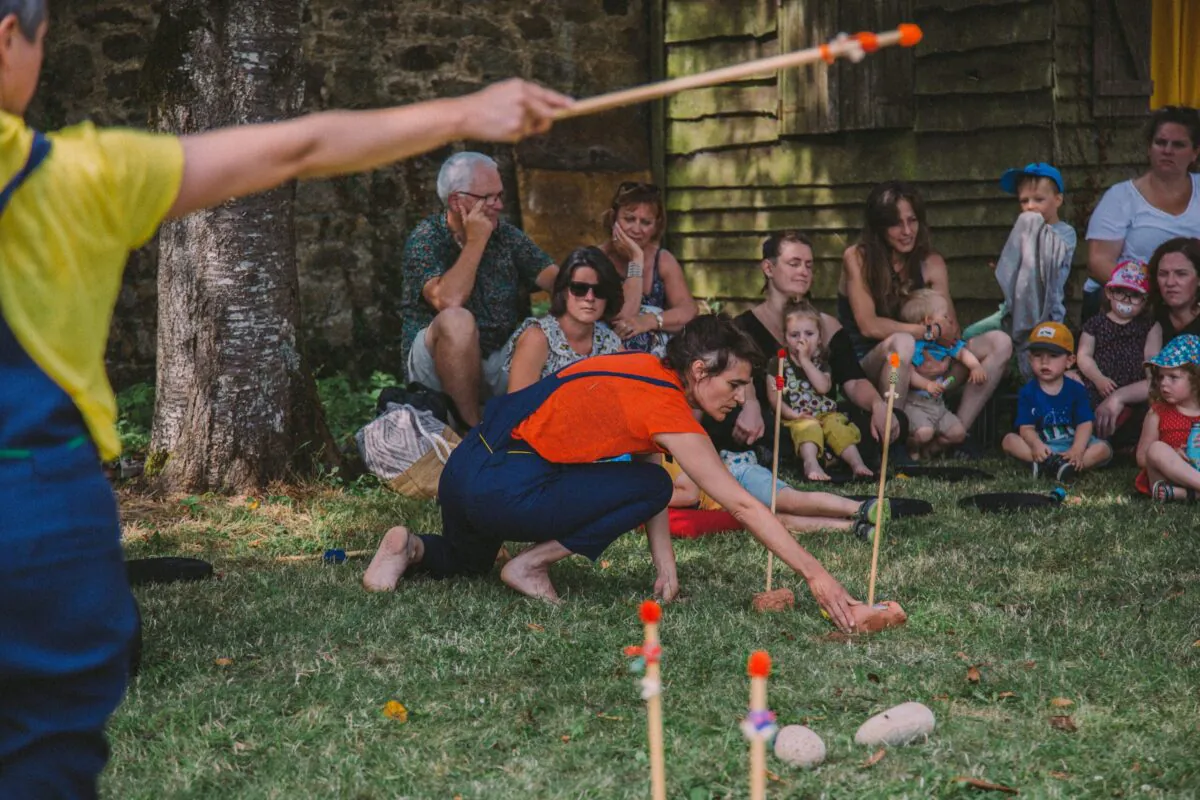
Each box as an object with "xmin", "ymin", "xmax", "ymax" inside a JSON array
[{"xmin": 1147, "ymin": 334, "xmax": 1200, "ymax": 368}]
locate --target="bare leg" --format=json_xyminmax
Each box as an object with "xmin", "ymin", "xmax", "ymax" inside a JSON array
[
  {"xmin": 427, "ymin": 307, "xmax": 485, "ymax": 428},
  {"xmin": 777, "ymin": 513, "xmax": 852, "ymax": 533},
  {"xmin": 500, "ymin": 540, "xmax": 572, "ymax": 603},
  {"xmin": 1001, "ymin": 432, "xmax": 1035, "ymax": 464},
  {"xmin": 908, "ymin": 426, "xmax": 934, "ymax": 460},
  {"xmin": 932, "ymin": 421, "xmax": 968, "ymax": 457},
  {"xmin": 1146, "ymin": 441, "xmax": 1200, "ymax": 493},
  {"xmin": 800, "ymin": 442, "xmax": 830, "ymax": 481},
  {"xmin": 956, "ymin": 330, "xmax": 1013, "ymax": 430},
  {"xmin": 861, "ymin": 333, "xmax": 916, "ymax": 410},
  {"xmin": 839, "ymin": 444, "xmax": 874, "ymax": 477},
  {"xmin": 775, "ymin": 487, "xmax": 859, "ymax": 519},
  {"xmin": 1081, "ymin": 440, "xmax": 1113, "ymax": 470},
  {"xmin": 363, "ymin": 526, "xmax": 425, "ymax": 592}
]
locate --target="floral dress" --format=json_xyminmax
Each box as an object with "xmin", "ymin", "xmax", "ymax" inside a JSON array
[
  {"xmin": 781, "ymin": 358, "xmax": 837, "ymax": 416},
  {"xmin": 503, "ymin": 315, "xmax": 623, "ymax": 379}
]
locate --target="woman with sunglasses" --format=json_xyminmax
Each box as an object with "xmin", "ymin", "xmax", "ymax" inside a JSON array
[
  {"xmin": 599, "ymin": 181, "xmax": 698, "ymax": 355},
  {"xmin": 504, "ymin": 247, "xmax": 624, "ymax": 392},
  {"xmin": 364, "ymin": 315, "xmax": 898, "ymax": 634}
]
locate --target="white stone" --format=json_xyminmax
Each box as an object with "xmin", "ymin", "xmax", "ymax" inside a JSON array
[
  {"xmin": 854, "ymin": 702, "xmax": 936, "ymax": 747},
  {"xmin": 773, "ymin": 725, "xmax": 826, "ymax": 768}
]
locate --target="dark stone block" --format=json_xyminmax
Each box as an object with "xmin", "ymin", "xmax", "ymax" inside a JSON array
[
  {"xmin": 465, "ymin": 44, "xmax": 522, "ymax": 81},
  {"xmin": 102, "ymin": 32, "xmax": 148, "ymax": 62},
  {"xmin": 75, "ymin": 8, "xmax": 142, "ymax": 29},
  {"xmin": 562, "ymin": 4, "xmax": 601, "ymax": 24},
  {"xmin": 515, "ymin": 14, "xmax": 553, "ymax": 40},
  {"xmin": 400, "ymin": 44, "xmax": 458, "ymax": 72},
  {"xmin": 530, "ymin": 50, "xmax": 570, "ymax": 87},
  {"xmin": 427, "ymin": 14, "xmax": 503, "ymax": 40},
  {"xmin": 41, "ymin": 44, "xmax": 95, "ymax": 94},
  {"xmin": 603, "ymin": 0, "xmax": 631, "ymax": 15},
  {"xmin": 104, "ymin": 69, "xmax": 143, "ymax": 100}
]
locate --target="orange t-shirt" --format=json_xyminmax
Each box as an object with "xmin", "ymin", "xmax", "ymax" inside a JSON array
[{"xmin": 511, "ymin": 353, "xmax": 706, "ymax": 463}]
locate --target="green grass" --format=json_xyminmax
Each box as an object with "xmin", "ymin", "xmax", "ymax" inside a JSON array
[{"xmin": 108, "ymin": 460, "xmax": 1200, "ymax": 799}]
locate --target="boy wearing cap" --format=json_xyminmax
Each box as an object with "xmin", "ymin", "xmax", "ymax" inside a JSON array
[
  {"xmin": 1002, "ymin": 322, "xmax": 1113, "ymax": 481},
  {"xmin": 964, "ymin": 163, "xmax": 1077, "ymax": 343},
  {"xmin": 1077, "ymin": 260, "xmax": 1154, "ymax": 410}
]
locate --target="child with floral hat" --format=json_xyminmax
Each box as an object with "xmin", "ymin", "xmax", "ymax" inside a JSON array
[
  {"xmin": 1077, "ymin": 260, "xmax": 1155, "ymax": 409},
  {"xmin": 1134, "ymin": 334, "xmax": 1200, "ymax": 501}
]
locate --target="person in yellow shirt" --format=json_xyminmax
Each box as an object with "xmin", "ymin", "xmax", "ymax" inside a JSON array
[{"xmin": 0, "ymin": 2, "xmax": 572, "ymax": 795}]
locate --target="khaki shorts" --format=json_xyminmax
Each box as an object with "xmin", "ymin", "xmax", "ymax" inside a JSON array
[
  {"xmin": 906, "ymin": 395, "xmax": 962, "ymax": 436},
  {"xmin": 405, "ymin": 325, "xmax": 508, "ymax": 399}
]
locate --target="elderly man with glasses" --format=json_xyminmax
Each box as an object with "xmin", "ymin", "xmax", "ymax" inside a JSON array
[{"xmin": 400, "ymin": 152, "xmax": 558, "ymax": 427}]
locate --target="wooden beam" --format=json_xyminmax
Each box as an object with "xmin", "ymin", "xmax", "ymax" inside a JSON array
[
  {"xmin": 666, "ymin": 38, "xmax": 778, "ymax": 80},
  {"xmin": 914, "ymin": 43, "xmax": 1054, "ymax": 95},
  {"xmin": 914, "ymin": 90, "xmax": 1053, "ymax": 132},
  {"xmin": 665, "ymin": 0, "xmax": 775, "ymax": 44},
  {"xmin": 666, "ymin": 83, "xmax": 777, "ymax": 120},
  {"xmin": 914, "ymin": 1, "xmax": 1053, "ymax": 55},
  {"xmin": 667, "ymin": 115, "xmax": 779, "ymax": 155}
]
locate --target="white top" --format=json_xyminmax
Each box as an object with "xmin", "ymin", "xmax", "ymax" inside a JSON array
[{"xmin": 1084, "ymin": 173, "xmax": 1200, "ymax": 291}]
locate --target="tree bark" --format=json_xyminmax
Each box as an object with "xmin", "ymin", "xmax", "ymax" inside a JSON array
[{"xmin": 147, "ymin": 0, "xmax": 340, "ymax": 492}]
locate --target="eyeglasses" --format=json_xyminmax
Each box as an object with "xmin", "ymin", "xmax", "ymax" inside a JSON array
[
  {"xmin": 1109, "ymin": 289, "xmax": 1146, "ymax": 303},
  {"xmin": 456, "ymin": 190, "xmax": 505, "ymax": 206},
  {"xmin": 567, "ymin": 281, "xmax": 601, "ymax": 298}
]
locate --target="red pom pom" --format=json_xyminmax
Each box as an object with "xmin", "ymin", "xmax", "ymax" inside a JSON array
[
  {"xmin": 898, "ymin": 23, "xmax": 923, "ymax": 48},
  {"xmin": 854, "ymin": 31, "xmax": 880, "ymax": 52},
  {"xmin": 639, "ymin": 600, "xmax": 662, "ymax": 624},
  {"xmin": 777, "ymin": 348, "xmax": 787, "ymax": 358},
  {"xmin": 747, "ymin": 650, "xmax": 771, "ymax": 678},
  {"xmin": 775, "ymin": 376, "xmax": 785, "ymax": 390}
]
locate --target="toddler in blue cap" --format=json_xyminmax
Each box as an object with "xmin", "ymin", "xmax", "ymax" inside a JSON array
[{"xmin": 1135, "ymin": 334, "xmax": 1200, "ymax": 501}]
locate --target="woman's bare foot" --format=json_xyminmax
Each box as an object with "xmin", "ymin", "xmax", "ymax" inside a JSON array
[
  {"xmin": 500, "ymin": 555, "xmax": 561, "ymax": 603},
  {"xmin": 363, "ymin": 526, "xmax": 421, "ymax": 592},
  {"xmin": 804, "ymin": 460, "xmax": 831, "ymax": 482}
]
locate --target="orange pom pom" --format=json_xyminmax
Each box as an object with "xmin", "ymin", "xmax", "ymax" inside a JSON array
[
  {"xmin": 777, "ymin": 348, "xmax": 787, "ymax": 358},
  {"xmin": 639, "ymin": 599, "xmax": 662, "ymax": 624},
  {"xmin": 854, "ymin": 32, "xmax": 879, "ymax": 52},
  {"xmin": 747, "ymin": 650, "xmax": 772, "ymax": 678},
  {"xmin": 898, "ymin": 23, "xmax": 923, "ymax": 48},
  {"xmin": 888, "ymin": 352, "xmax": 900, "ymax": 368}
]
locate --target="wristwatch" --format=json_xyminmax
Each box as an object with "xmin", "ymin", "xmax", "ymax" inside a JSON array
[{"xmin": 654, "ymin": 312, "xmax": 664, "ymax": 331}]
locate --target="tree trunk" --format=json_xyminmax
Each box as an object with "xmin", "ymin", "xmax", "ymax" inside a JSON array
[{"xmin": 147, "ymin": 0, "xmax": 340, "ymax": 492}]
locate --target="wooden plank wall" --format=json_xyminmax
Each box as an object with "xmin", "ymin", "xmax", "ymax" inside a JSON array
[{"xmin": 663, "ymin": 0, "xmax": 1147, "ymax": 323}]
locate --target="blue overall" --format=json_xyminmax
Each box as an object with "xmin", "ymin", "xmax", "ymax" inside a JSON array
[
  {"xmin": 419, "ymin": 359, "xmax": 675, "ymax": 578},
  {"xmin": 0, "ymin": 133, "xmax": 138, "ymax": 799}
]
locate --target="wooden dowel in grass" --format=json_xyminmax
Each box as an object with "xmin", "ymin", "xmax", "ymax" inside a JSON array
[{"xmin": 639, "ymin": 600, "xmax": 666, "ymax": 800}]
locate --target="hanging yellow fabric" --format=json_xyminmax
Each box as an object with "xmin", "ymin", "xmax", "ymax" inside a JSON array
[{"xmin": 1151, "ymin": 0, "xmax": 1200, "ymax": 108}]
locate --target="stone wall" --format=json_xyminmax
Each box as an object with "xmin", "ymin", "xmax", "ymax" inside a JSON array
[{"xmin": 28, "ymin": 0, "xmax": 652, "ymax": 386}]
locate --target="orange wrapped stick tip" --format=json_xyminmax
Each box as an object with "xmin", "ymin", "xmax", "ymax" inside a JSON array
[
  {"xmin": 639, "ymin": 599, "xmax": 662, "ymax": 624},
  {"xmin": 747, "ymin": 650, "xmax": 772, "ymax": 678},
  {"xmin": 888, "ymin": 352, "xmax": 901, "ymax": 368},
  {"xmin": 854, "ymin": 32, "xmax": 880, "ymax": 52},
  {"xmin": 898, "ymin": 23, "xmax": 923, "ymax": 47}
]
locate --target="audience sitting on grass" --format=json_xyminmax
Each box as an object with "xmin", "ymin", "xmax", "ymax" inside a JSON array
[
  {"xmin": 1134, "ymin": 334, "xmax": 1200, "ymax": 502},
  {"xmin": 1002, "ymin": 322, "xmax": 1113, "ymax": 481},
  {"xmin": 838, "ymin": 180, "xmax": 1011, "ymax": 456}
]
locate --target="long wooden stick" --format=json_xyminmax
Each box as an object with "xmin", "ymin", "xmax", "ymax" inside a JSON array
[
  {"xmin": 746, "ymin": 651, "xmax": 772, "ymax": 800},
  {"xmin": 867, "ymin": 353, "xmax": 901, "ymax": 607},
  {"xmin": 554, "ymin": 25, "xmax": 922, "ymax": 121},
  {"xmin": 639, "ymin": 601, "xmax": 666, "ymax": 800},
  {"xmin": 765, "ymin": 351, "xmax": 787, "ymax": 592}
]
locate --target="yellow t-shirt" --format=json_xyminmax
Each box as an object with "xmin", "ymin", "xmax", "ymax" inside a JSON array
[{"xmin": 0, "ymin": 111, "xmax": 184, "ymax": 460}]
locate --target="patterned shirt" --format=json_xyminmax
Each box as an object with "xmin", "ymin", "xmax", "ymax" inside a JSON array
[
  {"xmin": 400, "ymin": 213, "xmax": 553, "ymax": 361},
  {"xmin": 779, "ymin": 357, "xmax": 837, "ymax": 417},
  {"xmin": 502, "ymin": 315, "xmax": 623, "ymax": 379},
  {"xmin": 1080, "ymin": 313, "xmax": 1154, "ymax": 407}
]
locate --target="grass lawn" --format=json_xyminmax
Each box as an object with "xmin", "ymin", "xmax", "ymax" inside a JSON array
[{"xmin": 108, "ymin": 460, "xmax": 1200, "ymax": 799}]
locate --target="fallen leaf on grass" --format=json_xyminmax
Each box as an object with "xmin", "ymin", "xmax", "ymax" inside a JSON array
[
  {"xmin": 1048, "ymin": 771, "xmax": 1070, "ymax": 780},
  {"xmin": 867, "ymin": 673, "xmax": 881, "ymax": 684},
  {"xmin": 1049, "ymin": 697, "xmax": 1074, "ymax": 708},
  {"xmin": 214, "ymin": 658, "xmax": 233, "ymax": 667},
  {"xmin": 1192, "ymin": 639, "xmax": 1200, "ymax": 648},
  {"xmin": 861, "ymin": 749, "xmax": 886, "ymax": 768},
  {"xmin": 966, "ymin": 666, "xmax": 982, "ymax": 684},
  {"xmin": 997, "ymin": 691, "xmax": 1017, "ymax": 700},
  {"xmin": 1022, "ymin": 661, "xmax": 1037, "ymax": 670},
  {"xmin": 382, "ymin": 701, "xmax": 408, "ymax": 722},
  {"xmin": 526, "ymin": 623, "xmax": 545, "ymax": 633},
  {"xmin": 931, "ymin": 693, "xmax": 950, "ymax": 701},
  {"xmin": 952, "ymin": 776, "xmax": 1019, "ymax": 794},
  {"xmin": 600, "ymin": 560, "xmax": 611, "ymax": 570},
  {"xmin": 955, "ymin": 651, "xmax": 970, "ymax": 662},
  {"xmin": 1131, "ymin": 761, "xmax": 1141, "ymax": 773},
  {"xmin": 596, "ymin": 713, "xmax": 624, "ymax": 721},
  {"xmin": 232, "ymin": 741, "xmax": 253, "ymax": 754},
  {"xmin": 1049, "ymin": 715, "xmax": 1077, "ymax": 732},
  {"xmin": 561, "ymin": 735, "xmax": 570, "ymax": 743},
  {"xmin": 766, "ymin": 770, "xmax": 783, "ymax": 783}
]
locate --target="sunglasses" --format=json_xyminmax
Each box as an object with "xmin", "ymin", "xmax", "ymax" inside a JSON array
[{"xmin": 567, "ymin": 281, "xmax": 601, "ymax": 298}]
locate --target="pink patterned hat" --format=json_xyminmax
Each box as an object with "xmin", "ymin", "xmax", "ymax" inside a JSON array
[{"xmin": 1107, "ymin": 260, "xmax": 1149, "ymax": 294}]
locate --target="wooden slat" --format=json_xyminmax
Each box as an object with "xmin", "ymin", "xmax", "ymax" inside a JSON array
[
  {"xmin": 1056, "ymin": 123, "xmax": 1146, "ymax": 166},
  {"xmin": 668, "ymin": 128, "xmax": 1049, "ymax": 186},
  {"xmin": 673, "ymin": 197, "xmax": 1018, "ymax": 235},
  {"xmin": 664, "ymin": 0, "xmax": 775, "ymax": 44},
  {"xmin": 667, "ymin": 180, "xmax": 1044, "ymax": 211},
  {"xmin": 667, "ymin": 115, "xmax": 779, "ymax": 155},
  {"xmin": 666, "ymin": 38, "xmax": 777, "ymax": 80},
  {"xmin": 666, "ymin": 83, "xmax": 776, "ymax": 120},
  {"xmin": 675, "ymin": 228, "xmax": 1019, "ymax": 263},
  {"xmin": 778, "ymin": 0, "xmax": 839, "ymax": 135},
  {"xmin": 914, "ymin": 43, "xmax": 1053, "ymax": 95},
  {"xmin": 837, "ymin": 0, "xmax": 915, "ymax": 131},
  {"xmin": 915, "ymin": 90, "xmax": 1053, "ymax": 132},
  {"xmin": 914, "ymin": 1, "xmax": 1053, "ymax": 55},
  {"xmin": 914, "ymin": 0, "xmax": 1040, "ymax": 9},
  {"xmin": 1053, "ymin": 0, "xmax": 1091, "ymax": 26}
]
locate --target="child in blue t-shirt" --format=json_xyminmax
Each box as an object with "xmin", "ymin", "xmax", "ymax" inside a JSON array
[{"xmin": 1001, "ymin": 322, "xmax": 1113, "ymax": 481}]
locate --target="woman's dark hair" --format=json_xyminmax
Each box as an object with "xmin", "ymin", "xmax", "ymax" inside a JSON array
[
  {"xmin": 1147, "ymin": 237, "xmax": 1200, "ymax": 313},
  {"xmin": 550, "ymin": 246, "xmax": 622, "ymax": 321},
  {"xmin": 1145, "ymin": 105, "xmax": 1200, "ymax": 153},
  {"xmin": 856, "ymin": 181, "xmax": 933, "ymax": 320},
  {"xmin": 601, "ymin": 181, "xmax": 666, "ymax": 239},
  {"xmin": 761, "ymin": 230, "xmax": 815, "ymax": 294},
  {"xmin": 663, "ymin": 314, "xmax": 764, "ymax": 383}
]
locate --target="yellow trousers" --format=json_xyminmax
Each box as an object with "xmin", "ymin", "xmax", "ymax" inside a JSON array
[{"xmin": 783, "ymin": 412, "xmax": 860, "ymax": 458}]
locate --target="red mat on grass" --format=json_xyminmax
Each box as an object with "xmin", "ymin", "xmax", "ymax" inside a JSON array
[{"xmin": 668, "ymin": 508, "xmax": 744, "ymax": 538}]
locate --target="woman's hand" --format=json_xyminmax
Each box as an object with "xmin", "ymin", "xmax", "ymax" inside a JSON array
[
  {"xmin": 611, "ymin": 224, "xmax": 644, "ymax": 263},
  {"xmin": 1095, "ymin": 376, "xmax": 1118, "ymax": 397},
  {"xmin": 807, "ymin": 570, "xmax": 856, "ymax": 633},
  {"xmin": 870, "ymin": 400, "xmax": 900, "ymax": 443},
  {"xmin": 653, "ymin": 567, "xmax": 680, "ymax": 604},
  {"xmin": 1094, "ymin": 395, "xmax": 1126, "ymax": 438},
  {"xmin": 613, "ymin": 313, "xmax": 654, "ymax": 340},
  {"xmin": 734, "ymin": 395, "xmax": 766, "ymax": 444}
]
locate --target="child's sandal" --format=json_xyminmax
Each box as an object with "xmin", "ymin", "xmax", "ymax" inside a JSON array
[{"xmin": 1151, "ymin": 480, "xmax": 1174, "ymax": 502}]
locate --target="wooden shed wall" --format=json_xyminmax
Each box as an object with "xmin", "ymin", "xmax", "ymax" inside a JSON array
[{"xmin": 662, "ymin": 0, "xmax": 1148, "ymax": 322}]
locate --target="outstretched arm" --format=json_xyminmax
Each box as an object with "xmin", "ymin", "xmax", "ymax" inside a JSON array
[{"xmin": 168, "ymin": 80, "xmax": 571, "ymax": 219}]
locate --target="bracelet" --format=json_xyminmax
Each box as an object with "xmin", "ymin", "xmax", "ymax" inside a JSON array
[
  {"xmin": 626, "ymin": 261, "xmax": 643, "ymax": 279},
  {"xmin": 655, "ymin": 311, "xmax": 664, "ymax": 330}
]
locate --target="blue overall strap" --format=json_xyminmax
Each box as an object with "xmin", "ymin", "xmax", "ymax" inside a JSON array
[
  {"xmin": 478, "ymin": 353, "xmax": 683, "ymax": 452},
  {"xmin": 0, "ymin": 130, "xmax": 51, "ymax": 215}
]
